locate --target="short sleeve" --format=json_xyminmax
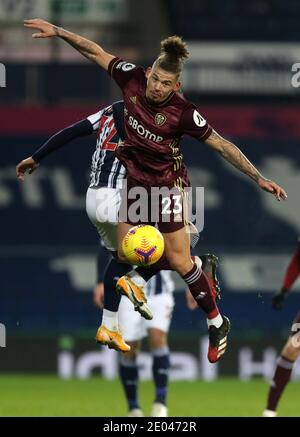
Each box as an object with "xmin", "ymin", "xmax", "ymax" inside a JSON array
[
  {"xmin": 180, "ymin": 104, "xmax": 212, "ymax": 141},
  {"xmin": 108, "ymin": 57, "xmax": 139, "ymax": 89},
  {"xmin": 86, "ymin": 108, "xmax": 105, "ymax": 133}
]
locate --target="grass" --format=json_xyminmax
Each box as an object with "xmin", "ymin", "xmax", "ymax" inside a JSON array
[{"xmin": 0, "ymin": 375, "xmax": 298, "ymax": 417}]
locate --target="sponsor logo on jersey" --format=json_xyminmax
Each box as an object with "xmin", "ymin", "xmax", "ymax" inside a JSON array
[
  {"xmin": 128, "ymin": 116, "xmax": 163, "ymax": 142},
  {"xmin": 155, "ymin": 113, "xmax": 167, "ymax": 126},
  {"xmin": 193, "ymin": 110, "xmax": 207, "ymax": 128},
  {"xmin": 130, "ymin": 96, "xmax": 137, "ymax": 104},
  {"xmin": 116, "ymin": 61, "xmax": 136, "ymax": 72}
]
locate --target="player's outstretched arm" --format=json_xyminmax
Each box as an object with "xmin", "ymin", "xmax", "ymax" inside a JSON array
[
  {"xmin": 16, "ymin": 118, "xmax": 94, "ymax": 181},
  {"xmin": 205, "ymin": 130, "xmax": 287, "ymax": 201},
  {"xmin": 24, "ymin": 18, "xmax": 114, "ymax": 70}
]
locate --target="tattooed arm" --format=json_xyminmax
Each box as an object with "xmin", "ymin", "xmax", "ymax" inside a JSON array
[
  {"xmin": 205, "ymin": 130, "xmax": 287, "ymax": 201},
  {"xmin": 24, "ymin": 18, "xmax": 114, "ymax": 70}
]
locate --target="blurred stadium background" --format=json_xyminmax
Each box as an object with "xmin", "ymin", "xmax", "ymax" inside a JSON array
[{"xmin": 0, "ymin": 0, "xmax": 300, "ymax": 416}]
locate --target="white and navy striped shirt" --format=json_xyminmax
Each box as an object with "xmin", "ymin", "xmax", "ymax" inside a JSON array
[
  {"xmin": 88, "ymin": 105, "xmax": 126, "ymax": 189},
  {"xmin": 145, "ymin": 270, "xmax": 175, "ymax": 297}
]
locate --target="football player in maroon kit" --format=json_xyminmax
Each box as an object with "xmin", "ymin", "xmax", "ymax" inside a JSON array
[
  {"xmin": 24, "ymin": 19, "xmax": 287, "ymax": 363},
  {"xmin": 263, "ymin": 240, "xmax": 300, "ymax": 417}
]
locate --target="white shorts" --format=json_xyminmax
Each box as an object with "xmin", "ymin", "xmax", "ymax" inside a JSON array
[
  {"xmin": 118, "ymin": 293, "xmax": 175, "ymax": 342},
  {"xmin": 86, "ymin": 187, "xmax": 121, "ymax": 251}
]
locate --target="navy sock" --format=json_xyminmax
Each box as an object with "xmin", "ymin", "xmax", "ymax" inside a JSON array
[
  {"xmin": 104, "ymin": 259, "xmax": 132, "ymax": 312},
  {"xmin": 135, "ymin": 266, "xmax": 157, "ymax": 282},
  {"xmin": 119, "ymin": 356, "xmax": 139, "ymax": 411},
  {"xmin": 152, "ymin": 347, "xmax": 170, "ymax": 405}
]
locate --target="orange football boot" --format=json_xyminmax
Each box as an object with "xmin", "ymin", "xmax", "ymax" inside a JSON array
[
  {"xmin": 116, "ymin": 275, "xmax": 153, "ymax": 320},
  {"xmin": 95, "ymin": 324, "xmax": 130, "ymax": 352}
]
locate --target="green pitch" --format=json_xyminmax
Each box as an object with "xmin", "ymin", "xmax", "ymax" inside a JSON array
[{"xmin": 0, "ymin": 375, "xmax": 298, "ymax": 417}]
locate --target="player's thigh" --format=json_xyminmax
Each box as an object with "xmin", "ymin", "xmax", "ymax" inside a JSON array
[
  {"xmin": 86, "ymin": 187, "xmax": 120, "ymax": 251},
  {"xmin": 283, "ymin": 312, "xmax": 300, "ymax": 359},
  {"xmin": 157, "ymin": 183, "xmax": 190, "ymax": 235},
  {"xmin": 147, "ymin": 293, "xmax": 175, "ymax": 336},
  {"xmin": 118, "ymin": 297, "xmax": 147, "ymax": 342},
  {"xmin": 162, "ymin": 226, "xmax": 192, "ymax": 273},
  {"xmin": 86, "ymin": 187, "xmax": 120, "ymax": 223},
  {"xmin": 117, "ymin": 222, "xmax": 134, "ymax": 257},
  {"xmin": 163, "ymin": 226, "xmax": 191, "ymax": 257}
]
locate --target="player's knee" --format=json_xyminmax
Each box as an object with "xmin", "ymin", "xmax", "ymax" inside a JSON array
[
  {"xmin": 167, "ymin": 253, "xmax": 184, "ymax": 270},
  {"xmin": 167, "ymin": 254, "xmax": 192, "ymax": 275},
  {"xmin": 122, "ymin": 343, "xmax": 139, "ymax": 361},
  {"xmin": 282, "ymin": 339, "xmax": 300, "ymax": 360},
  {"xmin": 150, "ymin": 338, "xmax": 167, "ymax": 350},
  {"xmin": 149, "ymin": 330, "xmax": 167, "ymax": 349},
  {"xmin": 117, "ymin": 247, "xmax": 127, "ymax": 263},
  {"xmin": 122, "ymin": 350, "xmax": 138, "ymax": 361}
]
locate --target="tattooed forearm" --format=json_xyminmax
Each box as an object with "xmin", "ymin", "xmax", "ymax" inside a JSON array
[
  {"xmin": 52, "ymin": 26, "xmax": 102, "ymax": 62},
  {"xmin": 205, "ymin": 130, "xmax": 263, "ymax": 182}
]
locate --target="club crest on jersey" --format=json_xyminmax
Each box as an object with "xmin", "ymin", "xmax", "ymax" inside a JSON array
[{"xmin": 155, "ymin": 113, "xmax": 166, "ymax": 126}]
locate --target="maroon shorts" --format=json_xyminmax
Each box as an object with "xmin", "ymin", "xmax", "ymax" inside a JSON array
[
  {"xmin": 119, "ymin": 177, "xmax": 190, "ymax": 233},
  {"xmin": 290, "ymin": 311, "xmax": 300, "ymax": 337}
]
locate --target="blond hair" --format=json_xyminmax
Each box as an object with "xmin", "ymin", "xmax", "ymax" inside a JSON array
[{"xmin": 153, "ymin": 36, "xmax": 190, "ymax": 77}]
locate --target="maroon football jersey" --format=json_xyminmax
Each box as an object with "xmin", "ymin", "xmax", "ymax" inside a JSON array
[{"xmin": 108, "ymin": 57, "xmax": 213, "ymax": 187}]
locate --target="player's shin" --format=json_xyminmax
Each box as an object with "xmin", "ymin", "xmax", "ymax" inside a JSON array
[
  {"xmin": 265, "ymin": 355, "xmax": 294, "ymax": 413},
  {"xmin": 119, "ymin": 354, "xmax": 141, "ymax": 414},
  {"xmin": 181, "ymin": 261, "xmax": 230, "ymax": 363},
  {"xmin": 152, "ymin": 346, "xmax": 170, "ymax": 407},
  {"xmin": 96, "ymin": 259, "xmax": 133, "ymax": 352},
  {"xmin": 182, "ymin": 263, "xmax": 220, "ymax": 322},
  {"xmin": 102, "ymin": 258, "xmax": 132, "ymax": 329}
]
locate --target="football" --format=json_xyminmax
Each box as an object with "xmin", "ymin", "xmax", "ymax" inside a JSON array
[{"xmin": 122, "ymin": 225, "xmax": 164, "ymax": 266}]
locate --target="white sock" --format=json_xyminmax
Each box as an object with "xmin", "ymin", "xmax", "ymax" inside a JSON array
[
  {"xmin": 263, "ymin": 409, "xmax": 277, "ymax": 417},
  {"xmin": 207, "ymin": 314, "xmax": 223, "ymax": 328},
  {"xmin": 127, "ymin": 270, "xmax": 147, "ymax": 287},
  {"xmin": 102, "ymin": 309, "xmax": 118, "ymax": 331}
]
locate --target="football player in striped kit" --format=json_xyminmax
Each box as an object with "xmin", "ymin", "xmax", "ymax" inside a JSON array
[
  {"xmin": 16, "ymin": 102, "xmax": 173, "ymax": 417},
  {"xmin": 95, "ymin": 245, "xmax": 175, "ymax": 417}
]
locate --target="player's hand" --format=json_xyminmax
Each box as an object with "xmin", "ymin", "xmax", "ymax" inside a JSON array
[
  {"xmin": 16, "ymin": 157, "xmax": 39, "ymax": 181},
  {"xmin": 24, "ymin": 18, "xmax": 58, "ymax": 39},
  {"xmin": 272, "ymin": 292, "xmax": 286, "ymax": 310},
  {"xmin": 185, "ymin": 288, "xmax": 198, "ymax": 311},
  {"xmin": 257, "ymin": 177, "xmax": 287, "ymax": 201},
  {"xmin": 93, "ymin": 282, "xmax": 104, "ymax": 309}
]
